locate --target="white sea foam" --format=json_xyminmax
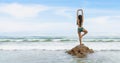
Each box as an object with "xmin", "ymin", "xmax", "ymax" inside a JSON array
[{"xmin": 0, "ymin": 42, "xmax": 120, "ymax": 51}]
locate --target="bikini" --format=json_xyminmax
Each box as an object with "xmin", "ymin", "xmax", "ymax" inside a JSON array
[{"xmin": 78, "ymin": 27, "xmax": 84, "ymax": 32}]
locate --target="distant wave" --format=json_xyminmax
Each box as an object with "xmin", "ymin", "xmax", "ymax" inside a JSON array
[
  {"xmin": 0, "ymin": 38, "xmax": 120, "ymax": 42},
  {"xmin": 0, "ymin": 36, "xmax": 120, "ymax": 42},
  {"xmin": 0, "ymin": 38, "xmax": 75, "ymax": 42}
]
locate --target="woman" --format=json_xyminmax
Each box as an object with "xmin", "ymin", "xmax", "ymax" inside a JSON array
[{"xmin": 77, "ymin": 9, "xmax": 88, "ymax": 45}]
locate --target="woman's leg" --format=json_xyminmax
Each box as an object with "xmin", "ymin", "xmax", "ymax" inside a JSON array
[
  {"xmin": 78, "ymin": 29, "xmax": 88, "ymax": 45},
  {"xmin": 78, "ymin": 32, "xmax": 82, "ymax": 45},
  {"xmin": 81, "ymin": 29, "xmax": 88, "ymax": 38}
]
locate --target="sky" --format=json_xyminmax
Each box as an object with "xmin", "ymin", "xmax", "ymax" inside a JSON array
[{"xmin": 0, "ymin": 0, "xmax": 120, "ymax": 36}]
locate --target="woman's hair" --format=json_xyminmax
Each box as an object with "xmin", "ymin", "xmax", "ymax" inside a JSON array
[{"xmin": 78, "ymin": 15, "xmax": 82, "ymax": 27}]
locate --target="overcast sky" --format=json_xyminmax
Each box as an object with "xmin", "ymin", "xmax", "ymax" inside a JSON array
[{"xmin": 0, "ymin": 0, "xmax": 120, "ymax": 36}]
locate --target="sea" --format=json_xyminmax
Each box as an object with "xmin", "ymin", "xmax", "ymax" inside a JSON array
[{"xmin": 0, "ymin": 36, "xmax": 120, "ymax": 63}]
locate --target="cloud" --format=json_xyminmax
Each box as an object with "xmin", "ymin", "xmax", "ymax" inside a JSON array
[
  {"xmin": 85, "ymin": 16, "xmax": 120, "ymax": 32},
  {"xmin": 0, "ymin": 3, "xmax": 76, "ymax": 19},
  {"xmin": 53, "ymin": 7, "xmax": 75, "ymax": 18},
  {"xmin": 85, "ymin": 8, "xmax": 120, "ymax": 16},
  {"xmin": 0, "ymin": 3, "xmax": 76, "ymax": 36},
  {"xmin": 86, "ymin": 16, "xmax": 109, "ymax": 25},
  {"xmin": 0, "ymin": 18, "xmax": 75, "ymax": 33},
  {"xmin": 83, "ymin": 8, "xmax": 120, "ymax": 33},
  {"xmin": 0, "ymin": 3, "xmax": 48, "ymax": 18},
  {"xmin": 0, "ymin": 3, "xmax": 120, "ymax": 36}
]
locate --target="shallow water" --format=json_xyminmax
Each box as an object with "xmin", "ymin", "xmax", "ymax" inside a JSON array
[
  {"xmin": 0, "ymin": 50, "xmax": 120, "ymax": 63},
  {"xmin": 76, "ymin": 51, "xmax": 120, "ymax": 63}
]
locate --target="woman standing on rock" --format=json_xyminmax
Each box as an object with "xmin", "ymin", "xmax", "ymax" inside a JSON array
[{"xmin": 77, "ymin": 9, "xmax": 88, "ymax": 45}]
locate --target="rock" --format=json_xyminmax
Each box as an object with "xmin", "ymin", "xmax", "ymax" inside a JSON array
[{"xmin": 66, "ymin": 44, "xmax": 94, "ymax": 58}]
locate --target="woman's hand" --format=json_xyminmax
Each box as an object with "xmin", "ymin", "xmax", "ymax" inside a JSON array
[
  {"xmin": 77, "ymin": 9, "xmax": 83, "ymax": 15},
  {"xmin": 77, "ymin": 9, "xmax": 83, "ymax": 11}
]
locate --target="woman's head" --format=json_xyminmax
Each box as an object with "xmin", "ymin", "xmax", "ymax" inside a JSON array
[
  {"xmin": 77, "ymin": 15, "xmax": 82, "ymax": 27},
  {"xmin": 78, "ymin": 15, "xmax": 82, "ymax": 21}
]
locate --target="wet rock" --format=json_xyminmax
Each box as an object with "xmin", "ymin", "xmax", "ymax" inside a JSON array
[{"xmin": 66, "ymin": 44, "xmax": 94, "ymax": 58}]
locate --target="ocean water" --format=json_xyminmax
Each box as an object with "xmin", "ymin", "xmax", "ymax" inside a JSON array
[
  {"xmin": 0, "ymin": 50, "xmax": 120, "ymax": 63},
  {"xmin": 0, "ymin": 36, "xmax": 120, "ymax": 42},
  {"xmin": 0, "ymin": 36, "xmax": 120, "ymax": 51},
  {"xmin": 0, "ymin": 36, "xmax": 120, "ymax": 63}
]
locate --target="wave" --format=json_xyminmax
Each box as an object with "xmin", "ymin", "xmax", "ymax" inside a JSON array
[
  {"xmin": 0, "ymin": 38, "xmax": 120, "ymax": 42},
  {"xmin": 1, "ymin": 49, "xmax": 120, "ymax": 51},
  {"xmin": 94, "ymin": 49, "xmax": 120, "ymax": 51},
  {"xmin": 0, "ymin": 42, "xmax": 120, "ymax": 51},
  {"xmin": 0, "ymin": 36, "xmax": 120, "ymax": 42},
  {"xmin": 1, "ymin": 47, "xmax": 120, "ymax": 51},
  {"xmin": 0, "ymin": 36, "xmax": 120, "ymax": 51}
]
